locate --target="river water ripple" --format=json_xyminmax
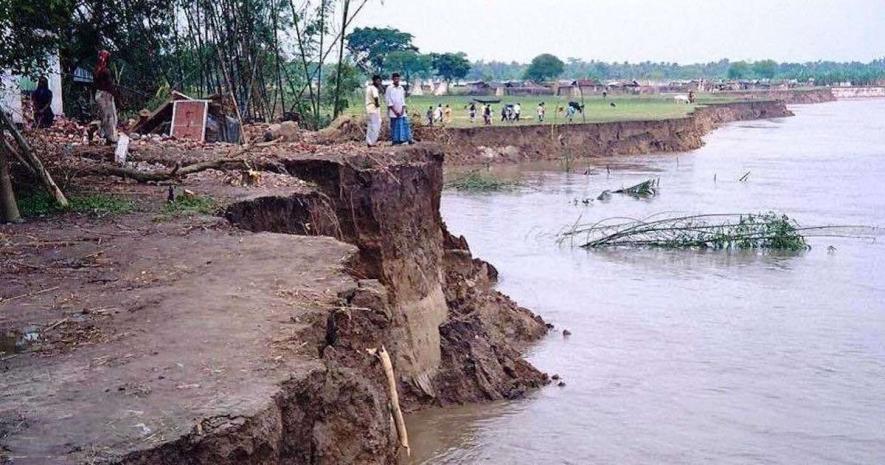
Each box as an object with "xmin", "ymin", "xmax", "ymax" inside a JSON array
[{"xmin": 407, "ymin": 99, "xmax": 885, "ymax": 465}]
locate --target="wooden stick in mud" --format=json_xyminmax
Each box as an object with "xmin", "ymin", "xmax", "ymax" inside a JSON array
[{"xmin": 369, "ymin": 345, "xmax": 410, "ymax": 456}]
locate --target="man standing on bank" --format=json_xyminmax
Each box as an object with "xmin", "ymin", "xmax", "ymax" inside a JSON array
[
  {"xmin": 386, "ymin": 73, "xmax": 413, "ymax": 145},
  {"xmin": 93, "ymin": 50, "xmax": 118, "ymax": 144},
  {"xmin": 365, "ymin": 74, "xmax": 383, "ymax": 147}
]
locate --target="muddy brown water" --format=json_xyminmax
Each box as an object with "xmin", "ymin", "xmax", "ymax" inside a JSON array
[{"xmin": 408, "ymin": 99, "xmax": 885, "ymax": 464}]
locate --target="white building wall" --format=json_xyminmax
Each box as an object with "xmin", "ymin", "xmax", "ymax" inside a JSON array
[{"xmin": 1, "ymin": 71, "xmax": 23, "ymax": 124}]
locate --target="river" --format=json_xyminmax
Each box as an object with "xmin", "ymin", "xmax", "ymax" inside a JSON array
[{"xmin": 407, "ymin": 99, "xmax": 885, "ymax": 465}]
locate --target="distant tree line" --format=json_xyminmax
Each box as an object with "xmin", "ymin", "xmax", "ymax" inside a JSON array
[{"xmin": 467, "ymin": 55, "xmax": 885, "ymax": 85}]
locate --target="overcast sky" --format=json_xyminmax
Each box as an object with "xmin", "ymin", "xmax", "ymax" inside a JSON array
[{"xmin": 351, "ymin": 0, "xmax": 885, "ymax": 64}]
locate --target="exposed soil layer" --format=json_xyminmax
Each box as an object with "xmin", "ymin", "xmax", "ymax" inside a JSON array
[
  {"xmin": 223, "ymin": 147, "xmax": 549, "ymax": 409},
  {"xmin": 429, "ymin": 100, "xmax": 795, "ymax": 165},
  {"xmin": 1, "ymin": 146, "xmax": 547, "ymax": 465},
  {"xmin": 713, "ymin": 87, "xmax": 836, "ymax": 104}
]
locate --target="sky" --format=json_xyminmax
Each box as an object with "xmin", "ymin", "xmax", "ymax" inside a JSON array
[{"xmin": 351, "ymin": 0, "xmax": 885, "ymax": 64}]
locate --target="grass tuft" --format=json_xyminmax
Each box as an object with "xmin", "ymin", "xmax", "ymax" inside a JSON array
[
  {"xmin": 444, "ymin": 171, "xmax": 521, "ymax": 192},
  {"xmin": 159, "ymin": 194, "xmax": 218, "ymax": 219},
  {"xmin": 17, "ymin": 191, "xmax": 135, "ymax": 218}
]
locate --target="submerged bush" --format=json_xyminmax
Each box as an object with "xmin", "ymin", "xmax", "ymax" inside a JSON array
[
  {"xmin": 562, "ymin": 212, "xmax": 814, "ymax": 251},
  {"xmin": 444, "ymin": 171, "xmax": 521, "ymax": 192}
]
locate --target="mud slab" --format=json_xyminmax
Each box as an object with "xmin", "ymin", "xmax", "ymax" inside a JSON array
[{"xmin": 0, "ymin": 215, "xmax": 405, "ymax": 464}]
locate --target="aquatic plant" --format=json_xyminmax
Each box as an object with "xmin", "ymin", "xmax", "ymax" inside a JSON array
[
  {"xmin": 597, "ymin": 178, "xmax": 659, "ymax": 200},
  {"xmin": 444, "ymin": 170, "xmax": 521, "ymax": 192},
  {"xmin": 559, "ymin": 212, "xmax": 866, "ymax": 251}
]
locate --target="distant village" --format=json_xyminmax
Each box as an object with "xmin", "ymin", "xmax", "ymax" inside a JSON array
[{"xmin": 403, "ymin": 77, "xmax": 862, "ymax": 98}]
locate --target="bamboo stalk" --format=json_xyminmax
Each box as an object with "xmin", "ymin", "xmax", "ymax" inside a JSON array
[{"xmin": 368, "ymin": 345, "xmax": 410, "ymax": 457}]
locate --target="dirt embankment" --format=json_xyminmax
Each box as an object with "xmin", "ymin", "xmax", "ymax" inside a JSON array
[
  {"xmin": 714, "ymin": 87, "xmax": 836, "ymax": 104},
  {"xmin": 830, "ymin": 86, "xmax": 885, "ymax": 98},
  {"xmin": 431, "ymin": 100, "xmax": 794, "ymax": 164},
  {"xmin": 1, "ymin": 146, "xmax": 547, "ymax": 465},
  {"xmin": 224, "ymin": 148, "xmax": 549, "ymax": 408}
]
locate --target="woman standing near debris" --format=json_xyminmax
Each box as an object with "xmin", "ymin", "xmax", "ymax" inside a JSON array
[
  {"xmin": 93, "ymin": 50, "xmax": 118, "ymax": 144},
  {"xmin": 32, "ymin": 76, "xmax": 54, "ymax": 129}
]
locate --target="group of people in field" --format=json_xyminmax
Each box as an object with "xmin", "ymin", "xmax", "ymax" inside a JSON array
[
  {"xmin": 364, "ymin": 74, "xmax": 601, "ymax": 145},
  {"xmin": 465, "ymin": 101, "xmax": 548, "ymax": 125},
  {"xmin": 425, "ymin": 104, "xmax": 453, "ymax": 127}
]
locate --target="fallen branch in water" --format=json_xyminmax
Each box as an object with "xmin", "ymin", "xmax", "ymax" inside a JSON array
[
  {"xmin": 598, "ymin": 178, "xmax": 659, "ymax": 200},
  {"xmin": 559, "ymin": 212, "xmax": 874, "ymax": 250}
]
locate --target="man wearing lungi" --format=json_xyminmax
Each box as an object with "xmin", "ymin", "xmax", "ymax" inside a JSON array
[
  {"xmin": 386, "ymin": 73, "xmax": 413, "ymax": 145},
  {"xmin": 365, "ymin": 74, "xmax": 383, "ymax": 146}
]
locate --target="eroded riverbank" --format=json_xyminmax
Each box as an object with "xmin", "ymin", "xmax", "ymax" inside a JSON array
[{"xmin": 0, "ymin": 94, "xmax": 821, "ymax": 464}]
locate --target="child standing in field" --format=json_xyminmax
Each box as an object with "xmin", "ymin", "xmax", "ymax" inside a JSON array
[
  {"xmin": 444, "ymin": 105, "xmax": 452, "ymax": 125},
  {"xmin": 483, "ymin": 104, "xmax": 492, "ymax": 125},
  {"xmin": 537, "ymin": 102, "xmax": 545, "ymax": 122},
  {"xmin": 468, "ymin": 103, "xmax": 477, "ymax": 123},
  {"xmin": 513, "ymin": 102, "xmax": 521, "ymax": 121},
  {"xmin": 426, "ymin": 106, "xmax": 434, "ymax": 126}
]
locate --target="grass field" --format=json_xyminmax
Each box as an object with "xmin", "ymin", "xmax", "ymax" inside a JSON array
[{"xmin": 343, "ymin": 93, "xmax": 738, "ymax": 128}]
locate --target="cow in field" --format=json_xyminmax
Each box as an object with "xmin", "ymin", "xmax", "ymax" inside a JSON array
[{"xmin": 674, "ymin": 95, "xmax": 690, "ymax": 104}]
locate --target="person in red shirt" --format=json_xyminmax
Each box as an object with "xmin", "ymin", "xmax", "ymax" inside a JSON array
[{"xmin": 93, "ymin": 50, "xmax": 118, "ymax": 143}]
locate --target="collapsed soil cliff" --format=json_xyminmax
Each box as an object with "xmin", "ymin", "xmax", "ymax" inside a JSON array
[
  {"xmin": 224, "ymin": 148, "xmax": 549, "ymax": 408},
  {"xmin": 0, "ymin": 146, "xmax": 547, "ymax": 465},
  {"xmin": 432, "ymin": 100, "xmax": 794, "ymax": 164}
]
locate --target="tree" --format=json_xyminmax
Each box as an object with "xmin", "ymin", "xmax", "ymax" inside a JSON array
[
  {"xmin": 524, "ymin": 53, "xmax": 564, "ymax": 82},
  {"xmin": 324, "ymin": 60, "xmax": 361, "ymax": 116},
  {"xmin": 727, "ymin": 61, "xmax": 751, "ymax": 79},
  {"xmin": 0, "ymin": 0, "xmax": 73, "ymax": 74},
  {"xmin": 345, "ymin": 26, "xmax": 414, "ymax": 74},
  {"xmin": 752, "ymin": 59, "xmax": 777, "ymax": 79},
  {"xmin": 385, "ymin": 50, "xmax": 432, "ymax": 82},
  {"xmin": 430, "ymin": 52, "xmax": 470, "ymax": 82}
]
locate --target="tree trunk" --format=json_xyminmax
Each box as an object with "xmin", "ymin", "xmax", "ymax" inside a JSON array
[
  {"xmin": 0, "ymin": 145, "xmax": 22, "ymax": 223},
  {"xmin": 0, "ymin": 111, "xmax": 68, "ymax": 208},
  {"xmin": 333, "ymin": 0, "xmax": 351, "ymax": 119}
]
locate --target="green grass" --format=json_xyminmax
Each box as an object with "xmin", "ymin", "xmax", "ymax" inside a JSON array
[
  {"xmin": 17, "ymin": 190, "xmax": 135, "ymax": 218},
  {"xmin": 444, "ymin": 170, "xmax": 521, "ymax": 192},
  {"xmin": 344, "ymin": 93, "xmax": 739, "ymax": 128},
  {"xmin": 158, "ymin": 194, "xmax": 218, "ymax": 219}
]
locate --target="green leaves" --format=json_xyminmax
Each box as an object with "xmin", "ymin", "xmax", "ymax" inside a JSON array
[{"xmin": 524, "ymin": 54, "xmax": 564, "ymax": 82}]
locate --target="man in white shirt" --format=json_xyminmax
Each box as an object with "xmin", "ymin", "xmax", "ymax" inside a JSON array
[
  {"xmin": 513, "ymin": 102, "xmax": 521, "ymax": 121},
  {"xmin": 364, "ymin": 74, "xmax": 383, "ymax": 146},
  {"xmin": 386, "ymin": 73, "xmax": 413, "ymax": 145}
]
